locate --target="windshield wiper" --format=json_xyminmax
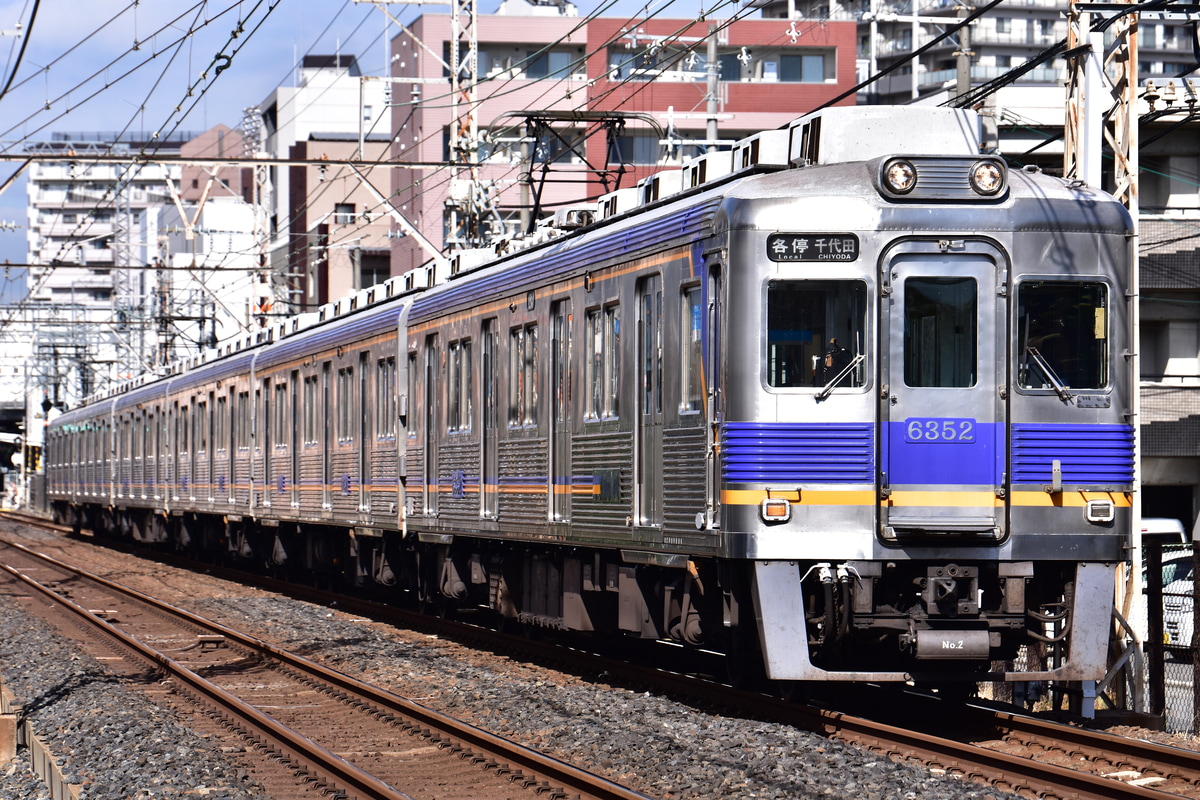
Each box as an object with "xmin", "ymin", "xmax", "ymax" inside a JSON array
[
  {"xmin": 1024, "ymin": 346, "xmax": 1072, "ymax": 401},
  {"xmin": 815, "ymin": 353, "xmax": 865, "ymax": 401}
]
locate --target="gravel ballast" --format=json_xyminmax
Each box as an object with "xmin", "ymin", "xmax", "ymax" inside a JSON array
[
  {"xmin": 0, "ymin": 525, "xmax": 1032, "ymax": 799},
  {"xmin": 0, "ymin": 598, "xmax": 266, "ymax": 800}
]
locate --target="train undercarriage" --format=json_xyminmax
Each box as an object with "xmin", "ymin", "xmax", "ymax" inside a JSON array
[{"xmin": 54, "ymin": 501, "xmax": 1102, "ymax": 691}]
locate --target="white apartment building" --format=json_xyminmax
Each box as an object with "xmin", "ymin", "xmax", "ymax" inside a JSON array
[
  {"xmin": 22, "ymin": 133, "xmax": 192, "ymax": 410},
  {"xmin": 255, "ymin": 53, "xmax": 390, "ymax": 315}
]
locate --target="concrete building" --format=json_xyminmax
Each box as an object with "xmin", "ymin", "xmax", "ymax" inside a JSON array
[
  {"xmin": 287, "ymin": 133, "xmax": 395, "ymax": 311},
  {"xmin": 254, "ymin": 54, "xmax": 391, "ymax": 314},
  {"xmin": 389, "ymin": 7, "xmax": 858, "ymax": 272},
  {"xmin": 22, "ymin": 132, "xmax": 195, "ymax": 408}
]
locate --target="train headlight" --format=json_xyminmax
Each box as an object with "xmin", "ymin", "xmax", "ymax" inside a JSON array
[
  {"xmin": 761, "ymin": 497, "xmax": 792, "ymax": 523},
  {"xmin": 970, "ymin": 160, "xmax": 1005, "ymax": 196},
  {"xmin": 882, "ymin": 159, "xmax": 917, "ymax": 194}
]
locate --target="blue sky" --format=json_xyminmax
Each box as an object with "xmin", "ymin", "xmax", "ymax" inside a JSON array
[{"xmin": 0, "ymin": 0, "xmax": 714, "ymax": 301}]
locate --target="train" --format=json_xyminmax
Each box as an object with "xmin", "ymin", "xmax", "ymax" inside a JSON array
[{"xmin": 45, "ymin": 106, "xmax": 1135, "ymax": 691}]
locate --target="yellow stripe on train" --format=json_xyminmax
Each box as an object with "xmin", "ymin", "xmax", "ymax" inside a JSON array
[{"xmin": 721, "ymin": 489, "xmax": 1132, "ymax": 508}]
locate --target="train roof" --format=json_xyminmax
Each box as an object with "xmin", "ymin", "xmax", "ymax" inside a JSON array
[{"xmin": 52, "ymin": 106, "xmax": 1130, "ymax": 425}]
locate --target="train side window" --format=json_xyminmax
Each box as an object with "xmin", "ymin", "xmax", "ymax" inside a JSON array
[
  {"xmin": 236, "ymin": 391, "xmax": 250, "ymax": 449},
  {"xmin": 337, "ymin": 367, "xmax": 355, "ymax": 443},
  {"xmin": 585, "ymin": 309, "xmax": 602, "ymax": 420},
  {"xmin": 681, "ymin": 285, "xmax": 703, "ymax": 413},
  {"xmin": 585, "ymin": 304, "xmax": 621, "ymax": 421},
  {"xmin": 1017, "ymin": 280, "xmax": 1109, "ymax": 391},
  {"xmin": 448, "ymin": 341, "xmax": 472, "ymax": 433},
  {"xmin": 180, "ymin": 406, "xmax": 189, "ymax": 455},
  {"xmin": 407, "ymin": 353, "xmax": 418, "ymax": 439},
  {"xmin": 376, "ymin": 357, "xmax": 397, "ymax": 440},
  {"xmin": 766, "ymin": 280, "xmax": 867, "ymax": 389},
  {"xmin": 215, "ymin": 396, "xmax": 227, "ymax": 452},
  {"xmin": 303, "ymin": 375, "xmax": 319, "ymax": 445},
  {"xmin": 273, "ymin": 382, "xmax": 288, "ymax": 450},
  {"xmin": 904, "ymin": 277, "xmax": 977, "ymax": 388},
  {"xmin": 509, "ymin": 324, "xmax": 538, "ymax": 428},
  {"xmin": 605, "ymin": 305, "xmax": 620, "ymax": 418}
]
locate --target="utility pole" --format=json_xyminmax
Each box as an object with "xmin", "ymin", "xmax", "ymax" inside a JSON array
[
  {"xmin": 1064, "ymin": 0, "xmax": 1140, "ymax": 719},
  {"xmin": 954, "ymin": 3, "xmax": 972, "ymax": 101},
  {"xmin": 706, "ymin": 25, "xmax": 719, "ymax": 154},
  {"xmin": 446, "ymin": 0, "xmax": 482, "ymax": 249}
]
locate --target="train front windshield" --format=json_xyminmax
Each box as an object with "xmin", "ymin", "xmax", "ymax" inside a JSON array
[
  {"xmin": 766, "ymin": 279, "xmax": 868, "ymax": 389},
  {"xmin": 1017, "ymin": 281, "xmax": 1109, "ymax": 391}
]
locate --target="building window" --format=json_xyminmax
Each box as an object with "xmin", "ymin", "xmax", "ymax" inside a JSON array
[
  {"xmin": 779, "ymin": 53, "xmax": 830, "ymax": 83},
  {"xmin": 334, "ymin": 203, "xmax": 355, "ymax": 224},
  {"xmin": 609, "ymin": 134, "xmax": 661, "ymax": 165},
  {"xmin": 995, "ymin": 17, "xmax": 1011, "ymax": 33}
]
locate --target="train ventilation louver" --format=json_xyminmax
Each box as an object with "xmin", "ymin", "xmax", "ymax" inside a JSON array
[{"xmin": 877, "ymin": 156, "xmax": 1007, "ymax": 202}]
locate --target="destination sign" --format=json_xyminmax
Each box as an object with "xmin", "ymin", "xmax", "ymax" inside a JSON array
[{"xmin": 767, "ymin": 233, "xmax": 860, "ymax": 262}]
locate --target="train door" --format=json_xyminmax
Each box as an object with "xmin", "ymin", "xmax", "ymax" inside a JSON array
[
  {"xmin": 322, "ymin": 362, "xmax": 332, "ymax": 510},
  {"xmin": 207, "ymin": 392, "xmax": 216, "ymax": 502},
  {"xmin": 423, "ymin": 335, "xmax": 439, "ymax": 515},
  {"xmin": 359, "ymin": 352, "xmax": 371, "ymax": 514},
  {"xmin": 705, "ymin": 264, "xmax": 723, "ymax": 529},
  {"xmin": 291, "ymin": 371, "xmax": 301, "ymax": 508},
  {"xmin": 636, "ymin": 274, "xmax": 663, "ymax": 527},
  {"xmin": 481, "ymin": 319, "xmax": 498, "ymax": 518},
  {"xmin": 550, "ymin": 300, "xmax": 572, "ymax": 522},
  {"xmin": 881, "ymin": 243, "xmax": 1007, "ymax": 539},
  {"xmin": 262, "ymin": 380, "xmax": 272, "ymax": 508}
]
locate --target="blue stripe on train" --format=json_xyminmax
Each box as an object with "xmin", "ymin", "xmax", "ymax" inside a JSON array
[
  {"xmin": 883, "ymin": 421, "xmax": 1001, "ymax": 486},
  {"xmin": 722, "ymin": 422, "xmax": 875, "ymax": 484},
  {"xmin": 1010, "ymin": 423, "xmax": 1134, "ymax": 485},
  {"xmin": 722, "ymin": 421, "xmax": 1134, "ymax": 487}
]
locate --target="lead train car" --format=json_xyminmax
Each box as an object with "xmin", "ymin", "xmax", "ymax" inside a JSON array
[{"xmin": 46, "ymin": 107, "xmax": 1134, "ymax": 688}]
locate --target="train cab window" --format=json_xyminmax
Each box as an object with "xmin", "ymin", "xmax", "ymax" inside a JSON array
[
  {"xmin": 904, "ymin": 277, "xmax": 977, "ymax": 388},
  {"xmin": 766, "ymin": 280, "xmax": 867, "ymax": 389},
  {"xmin": 1017, "ymin": 280, "xmax": 1109, "ymax": 391},
  {"xmin": 681, "ymin": 286, "xmax": 703, "ymax": 413}
]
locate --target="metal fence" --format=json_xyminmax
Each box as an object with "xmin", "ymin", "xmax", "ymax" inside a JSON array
[{"xmin": 1145, "ymin": 542, "xmax": 1198, "ymax": 733}]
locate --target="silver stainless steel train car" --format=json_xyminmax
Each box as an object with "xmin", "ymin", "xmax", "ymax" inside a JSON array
[{"xmin": 46, "ymin": 106, "xmax": 1134, "ymax": 688}]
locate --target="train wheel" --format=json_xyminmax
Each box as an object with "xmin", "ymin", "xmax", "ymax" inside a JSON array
[{"xmin": 723, "ymin": 627, "xmax": 766, "ymax": 690}]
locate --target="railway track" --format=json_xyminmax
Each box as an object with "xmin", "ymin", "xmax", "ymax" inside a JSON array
[
  {"xmin": 3, "ymin": 513, "xmax": 1199, "ymax": 799},
  {"xmin": 0, "ymin": 534, "xmax": 654, "ymax": 800}
]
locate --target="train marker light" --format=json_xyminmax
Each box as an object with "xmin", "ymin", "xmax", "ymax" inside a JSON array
[
  {"xmin": 970, "ymin": 161, "xmax": 1005, "ymax": 196},
  {"xmin": 761, "ymin": 497, "xmax": 792, "ymax": 522},
  {"xmin": 1085, "ymin": 499, "xmax": 1115, "ymax": 523},
  {"xmin": 882, "ymin": 159, "xmax": 917, "ymax": 194}
]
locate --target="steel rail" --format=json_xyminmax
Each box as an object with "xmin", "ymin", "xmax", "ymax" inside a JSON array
[
  {"xmin": 0, "ymin": 538, "xmax": 655, "ymax": 800},
  {"xmin": 0, "ymin": 560, "xmax": 414, "ymax": 800},
  {"xmin": 2, "ymin": 518, "xmax": 1187, "ymax": 800}
]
